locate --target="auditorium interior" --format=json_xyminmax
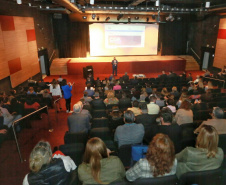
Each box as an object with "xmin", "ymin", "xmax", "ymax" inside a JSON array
[{"xmin": 0, "ymin": 0, "xmax": 226, "ymax": 184}]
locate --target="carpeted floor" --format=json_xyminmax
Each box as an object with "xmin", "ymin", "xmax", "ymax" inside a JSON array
[{"xmin": 0, "ymin": 71, "xmax": 205, "ymax": 185}]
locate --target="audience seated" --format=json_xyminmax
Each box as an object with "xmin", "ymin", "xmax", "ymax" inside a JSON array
[
  {"xmin": 170, "ymin": 86, "xmax": 180, "ymax": 100},
  {"xmin": 78, "ymin": 137, "xmax": 125, "ymax": 184},
  {"xmin": 144, "ymin": 107, "xmax": 182, "ymax": 153},
  {"xmin": 122, "ymin": 72, "xmax": 129, "ymax": 83},
  {"xmin": 67, "ymin": 103, "xmax": 91, "ymax": 133},
  {"xmin": 113, "ymin": 81, "xmax": 122, "ymax": 91},
  {"xmin": 23, "ymin": 140, "xmax": 76, "ymax": 185},
  {"xmin": 84, "ymin": 83, "xmax": 95, "ymax": 97},
  {"xmin": 176, "ymin": 125, "xmax": 224, "ymax": 178},
  {"xmin": 175, "ymin": 100, "xmax": 193, "ymax": 125},
  {"xmin": 118, "ymin": 92, "xmax": 132, "ymax": 111},
  {"xmin": 147, "ymin": 96, "xmax": 160, "ymax": 115},
  {"xmin": 90, "ymin": 92, "xmax": 106, "ymax": 110},
  {"xmin": 127, "ymin": 100, "xmax": 142, "ymax": 116},
  {"xmin": 186, "ymin": 73, "xmax": 193, "ymax": 83},
  {"xmin": 155, "ymin": 92, "xmax": 166, "ymax": 107},
  {"xmin": 27, "ymin": 87, "xmax": 36, "ymax": 95},
  {"xmin": 166, "ymin": 98, "xmax": 176, "ymax": 113},
  {"xmin": 114, "ymin": 110, "xmax": 144, "ymax": 147},
  {"xmin": 126, "ymin": 133, "xmax": 177, "ymax": 182},
  {"xmin": 194, "ymin": 107, "xmax": 226, "ymax": 134},
  {"xmin": 24, "ymin": 99, "xmax": 40, "ymax": 110},
  {"xmin": 81, "ymin": 92, "xmax": 92, "ymax": 105},
  {"xmin": 104, "ymin": 92, "xmax": 119, "ymax": 106}
]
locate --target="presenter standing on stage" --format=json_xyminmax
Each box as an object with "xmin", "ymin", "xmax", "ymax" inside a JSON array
[{"xmin": 112, "ymin": 57, "xmax": 118, "ymax": 76}]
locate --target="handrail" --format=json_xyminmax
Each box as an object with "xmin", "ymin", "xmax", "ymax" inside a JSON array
[
  {"xmin": 203, "ymin": 76, "xmax": 225, "ymax": 88},
  {"xmin": 54, "ymin": 97, "xmax": 62, "ymax": 122},
  {"xmin": 190, "ymin": 48, "xmax": 200, "ymax": 60},
  {"xmin": 12, "ymin": 105, "xmax": 53, "ymax": 163},
  {"xmin": 49, "ymin": 49, "xmax": 56, "ymax": 62}
]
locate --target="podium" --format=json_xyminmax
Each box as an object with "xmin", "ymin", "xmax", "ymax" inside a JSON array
[{"xmin": 83, "ymin": 66, "xmax": 93, "ymax": 79}]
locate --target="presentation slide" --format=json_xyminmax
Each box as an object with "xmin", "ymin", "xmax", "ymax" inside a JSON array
[{"xmin": 89, "ymin": 23, "xmax": 159, "ymax": 56}]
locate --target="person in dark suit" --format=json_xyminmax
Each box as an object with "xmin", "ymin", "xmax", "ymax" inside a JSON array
[
  {"xmin": 144, "ymin": 107, "xmax": 182, "ymax": 153},
  {"xmin": 122, "ymin": 72, "xmax": 129, "ymax": 83},
  {"xmin": 112, "ymin": 57, "xmax": 118, "ymax": 76},
  {"xmin": 90, "ymin": 92, "xmax": 106, "ymax": 110},
  {"xmin": 67, "ymin": 103, "xmax": 91, "ymax": 133}
]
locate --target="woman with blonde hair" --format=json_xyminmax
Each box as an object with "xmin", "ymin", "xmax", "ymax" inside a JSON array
[
  {"xmin": 176, "ymin": 125, "xmax": 224, "ymax": 178},
  {"xmin": 104, "ymin": 92, "xmax": 119, "ymax": 105},
  {"xmin": 126, "ymin": 133, "xmax": 177, "ymax": 182},
  {"xmin": 78, "ymin": 137, "xmax": 125, "ymax": 184},
  {"xmin": 23, "ymin": 141, "xmax": 76, "ymax": 185}
]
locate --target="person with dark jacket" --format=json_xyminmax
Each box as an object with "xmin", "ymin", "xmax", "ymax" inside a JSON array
[{"xmin": 23, "ymin": 141, "xmax": 76, "ymax": 185}]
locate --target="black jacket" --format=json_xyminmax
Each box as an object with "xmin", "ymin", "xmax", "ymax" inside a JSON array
[{"xmin": 28, "ymin": 158, "xmax": 72, "ymax": 185}]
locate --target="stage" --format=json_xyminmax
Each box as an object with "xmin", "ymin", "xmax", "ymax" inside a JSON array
[{"xmin": 66, "ymin": 56, "xmax": 186, "ymax": 75}]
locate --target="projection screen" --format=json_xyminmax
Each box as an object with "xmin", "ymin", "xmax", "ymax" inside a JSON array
[{"xmin": 89, "ymin": 23, "xmax": 159, "ymax": 56}]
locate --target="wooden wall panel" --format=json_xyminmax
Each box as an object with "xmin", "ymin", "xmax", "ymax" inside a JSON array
[
  {"xmin": 0, "ymin": 16, "xmax": 40, "ymax": 88},
  {"xmin": 214, "ymin": 18, "xmax": 226, "ymax": 68}
]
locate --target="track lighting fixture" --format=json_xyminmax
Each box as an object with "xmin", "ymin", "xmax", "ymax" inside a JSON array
[
  {"xmin": 105, "ymin": 17, "xmax": 110, "ymax": 21},
  {"xmin": 117, "ymin": 14, "xmax": 123, "ymax": 21}
]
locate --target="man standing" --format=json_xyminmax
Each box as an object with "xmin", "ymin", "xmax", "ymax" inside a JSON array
[{"xmin": 112, "ymin": 57, "xmax": 118, "ymax": 76}]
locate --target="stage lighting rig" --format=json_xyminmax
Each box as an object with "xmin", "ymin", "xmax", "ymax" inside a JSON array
[
  {"xmin": 117, "ymin": 14, "xmax": 123, "ymax": 21},
  {"xmin": 92, "ymin": 13, "xmax": 96, "ymax": 20},
  {"xmin": 105, "ymin": 16, "xmax": 110, "ymax": 21}
]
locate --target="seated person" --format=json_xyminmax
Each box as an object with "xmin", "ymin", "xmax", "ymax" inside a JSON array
[
  {"xmin": 122, "ymin": 72, "xmax": 129, "ymax": 83},
  {"xmin": 28, "ymin": 77, "xmax": 36, "ymax": 84},
  {"xmin": 90, "ymin": 92, "xmax": 106, "ymax": 110},
  {"xmin": 175, "ymin": 100, "xmax": 193, "ymax": 125},
  {"xmin": 144, "ymin": 107, "xmax": 182, "ymax": 153},
  {"xmin": 147, "ymin": 96, "xmax": 160, "ymax": 115},
  {"xmin": 24, "ymin": 99, "xmax": 40, "ymax": 110},
  {"xmin": 23, "ymin": 141, "xmax": 76, "ymax": 185},
  {"xmin": 176, "ymin": 125, "xmax": 224, "ymax": 178},
  {"xmin": 114, "ymin": 110, "xmax": 144, "ymax": 147},
  {"xmin": 81, "ymin": 92, "xmax": 92, "ymax": 105},
  {"xmin": 113, "ymin": 81, "xmax": 122, "ymax": 91},
  {"xmin": 104, "ymin": 92, "xmax": 119, "ymax": 106},
  {"xmin": 126, "ymin": 133, "xmax": 177, "ymax": 182},
  {"xmin": 166, "ymin": 98, "xmax": 176, "ymax": 113},
  {"xmin": 78, "ymin": 137, "xmax": 125, "ymax": 184},
  {"xmin": 68, "ymin": 103, "xmax": 91, "ymax": 133},
  {"xmin": 27, "ymin": 87, "xmax": 36, "ymax": 95},
  {"xmin": 84, "ymin": 83, "xmax": 95, "ymax": 97},
  {"xmin": 127, "ymin": 100, "xmax": 142, "ymax": 116},
  {"xmin": 194, "ymin": 107, "xmax": 226, "ymax": 134}
]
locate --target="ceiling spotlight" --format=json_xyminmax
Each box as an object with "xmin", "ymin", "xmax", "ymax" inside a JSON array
[
  {"xmin": 152, "ymin": 14, "xmax": 156, "ymax": 20},
  {"xmin": 128, "ymin": 16, "xmax": 131, "ymax": 23},
  {"xmin": 155, "ymin": 0, "xmax": 159, "ymax": 7},
  {"xmin": 105, "ymin": 17, "xmax": 110, "ymax": 21},
  {"xmin": 135, "ymin": 16, "xmax": 139, "ymax": 20},
  {"xmin": 82, "ymin": 16, "xmax": 87, "ymax": 19},
  {"xmin": 17, "ymin": 0, "xmax": 22, "ymax": 4},
  {"xmin": 146, "ymin": 17, "xmax": 149, "ymax": 22},
  {"xmin": 81, "ymin": 8, "xmax": 85, "ymax": 13},
  {"xmin": 97, "ymin": 16, "xmax": 99, "ymax": 21},
  {"xmin": 117, "ymin": 14, "xmax": 123, "ymax": 21},
  {"xmin": 92, "ymin": 13, "xmax": 96, "ymax": 20},
  {"xmin": 205, "ymin": 2, "xmax": 210, "ymax": 8}
]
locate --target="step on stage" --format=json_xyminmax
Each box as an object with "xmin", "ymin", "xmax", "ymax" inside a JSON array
[{"xmin": 67, "ymin": 56, "xmax": 186, "ymax": 75}]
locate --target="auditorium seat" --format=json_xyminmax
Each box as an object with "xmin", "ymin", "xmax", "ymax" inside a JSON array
[
  {"xmin": 64, "ymin": 131, "xmax": 88, "ymax": 145},
  {"xmin": 91, "ymin": 118, "xmax": 109, "ymax": 129}
]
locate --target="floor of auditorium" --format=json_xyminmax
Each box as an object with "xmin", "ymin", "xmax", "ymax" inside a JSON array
[{"xmin": 0, "ymin": 71, "xmax": 205, "ymax": 185}]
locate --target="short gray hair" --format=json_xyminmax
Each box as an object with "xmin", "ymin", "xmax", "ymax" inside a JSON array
[
  {"xmin": 73, "ymin": 104, "xmax": 82, "ymax": 113},
  {"xmin": 213, "ymin": 107, "xmax": 224, "ymax": 119}
]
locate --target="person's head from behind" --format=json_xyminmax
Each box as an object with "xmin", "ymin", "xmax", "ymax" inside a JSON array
[
  {"xmin": 167, "ymin": 98, "xmax": 175, "ymax": 106},
  {"xmin": 172, "ymin": 86, "xmax": 177, "ymax": 92},
  {"xmin": 196, "ymin": 125, "xmax": 219, "ymax": 158},
  {"xmin": 73, "ymin": 103, "xmax": 82, "ymax": 113},
  {"xmin": 87, "ymin": 83, "xmax": 91, "ymax": 90},
  {"xmin": 124, "ymin": 110, "xmax": 135, "ymax": 124},
  {"xmin": 180, "ymin": 99, "xmax": 192, "ymax": 110},
  {"xmin": 160, "ymin": 107, "xmax": 173, "ymax": 124},
  {"xmin": 132, "ymin": 100, "xmax": 139, "ymax": 108},
  {"xmin": 212, "ymin": 107, "xmax": 224, "ymax": 119},
  {"xmin": 107, "ymin": 92, "xmax": 115, "ymax": 99},
  {"xmin": 28, "ymin": 87, "xmax": 34, "ymax": 92},
  {"xmin": 146, "ymin": 133, "xmax": 175, "ymax": 177},
  {"xmin": 61, "ymin": 79, "xmax": 67, "ymax": 86},
  {"xmin": 149, "ymin": 95, "xmax": 157, "ymax": 103},
  {"xmin": 83, "ymin": 137, "xmax": 108, "ymax": 184},
  {"xmin": 29, "ymin": 141, "xmax": 52, "ymax": 173}
]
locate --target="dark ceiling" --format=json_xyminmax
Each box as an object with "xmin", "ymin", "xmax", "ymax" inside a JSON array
[{"xmin": 2, "ymin": 0, "xmax": 226, "ymax": 22}]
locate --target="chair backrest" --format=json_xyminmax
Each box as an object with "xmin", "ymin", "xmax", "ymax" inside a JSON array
[
  {"xmin": 90, "ymin": 127, "xmax": 112, "ymax": 140},
  {"xmin": 130, "ymin": 175, "xmax": 178, "ymax": 185},
  {"xmin": 92, "ymin": 109, "xmax": 107, "ymax": 118},
  {"xmin": 59, "ymin": 143, "xmax": 85, "ymax": 166},
  {"xmin": 179, "ymin": 167, "xmax": 222, "ymax": 185},
  {"xmin": 218, "ymin": 134, "xmax": 226, "ymax": 155},
  {"xmin": 64, "ymin": 131, "xmax": 88, "ymax": 145},
  {"xmin": 118, "ymin": 144, "xmax": 132, "ymax": 168},
  {"xmin": 91, "ymin": 118, "xmax": 109, "ymax": 129}
]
